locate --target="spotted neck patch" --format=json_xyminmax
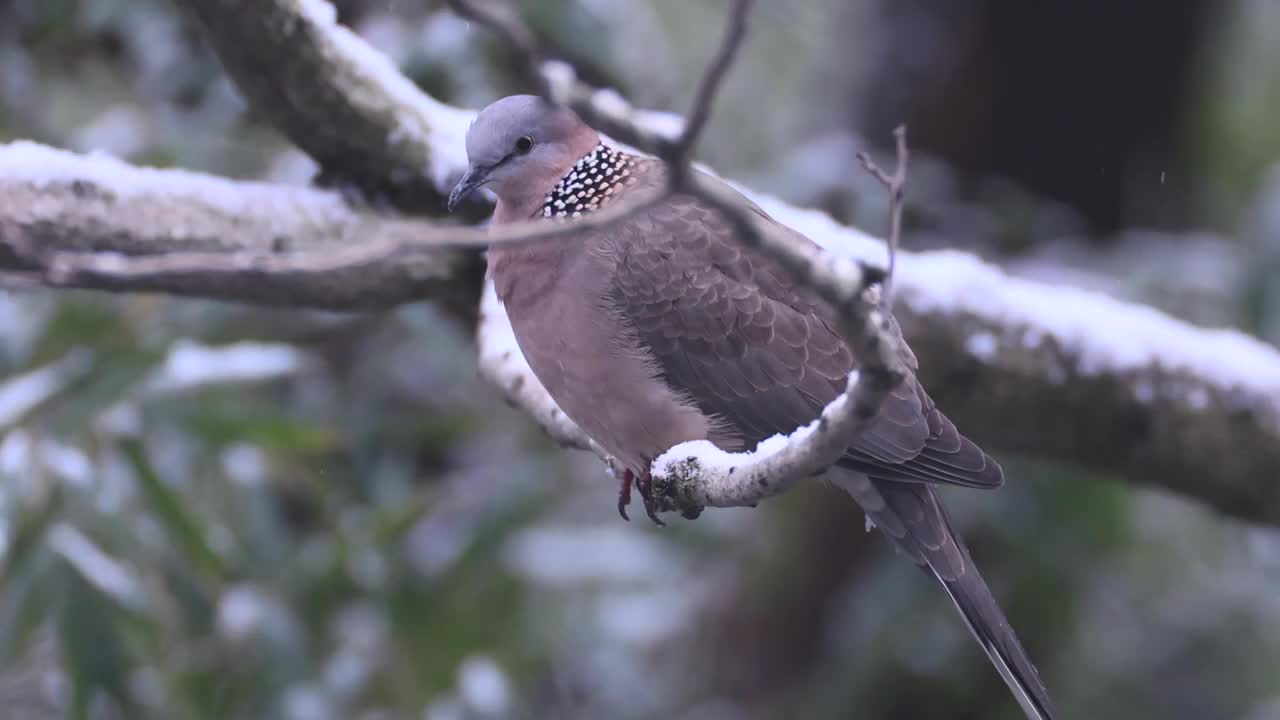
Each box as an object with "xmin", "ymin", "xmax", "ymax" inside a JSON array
[{"xmin": 541, "ymin": 144, "xmax": 637, "ymax": 218}]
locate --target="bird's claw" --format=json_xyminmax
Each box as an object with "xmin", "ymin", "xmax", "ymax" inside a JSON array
[
  {"xmin": 615, "ymin": 468, "xmax": 668, "ymax": 526},
  {"xmin": 617, "ymin": 468, "xmax": 634, "ymax": 521},
  {"xmin": 635, "ymin": 472, "xmax": 666, "ymax": 526}
]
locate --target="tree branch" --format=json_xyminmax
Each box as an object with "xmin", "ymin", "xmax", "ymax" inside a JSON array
[
  {"xmin": 670, "ymin": 0, "xmax": 753, "ymax": 166},
  {"xmin": 0, "ymin": 0, "xmax": 1276, "ymax": 525},
  {"xmin": 893, "ymin": 254, "xmax": 1280, "ymax": 525},
  {"xmin": 175, "ymin": 0, "xmax": 476, "ymax": 215},
  {"xmin": 856, "ymin": 125, "xmax": 908, "ymax": 309},
  {"xmin": 0, "ymin": 141, "xmax": 481, "ymax": 314}
]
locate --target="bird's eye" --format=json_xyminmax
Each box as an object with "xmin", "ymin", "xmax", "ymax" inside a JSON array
[{"xmin": 514, "ymin": 135, "xmax": 534, "ymax": 154}]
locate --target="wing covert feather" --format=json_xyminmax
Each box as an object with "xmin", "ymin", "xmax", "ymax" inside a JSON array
[{"xmin": 603, "ymin": 179, "xmax": 1001, "ymax": 489}]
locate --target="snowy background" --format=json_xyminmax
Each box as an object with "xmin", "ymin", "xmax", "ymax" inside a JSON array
[{"xmin": 2, "ymin": 1, "xmax": 1280, "ymax": 719}]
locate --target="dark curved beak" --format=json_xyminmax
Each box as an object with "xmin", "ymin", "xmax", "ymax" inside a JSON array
[{"xmin": 448, "ymin": 166, "xmax": 490, "ymax": 213}]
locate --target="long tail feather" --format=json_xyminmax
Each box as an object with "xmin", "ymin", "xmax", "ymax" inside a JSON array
[
  {"xmin": 830, "ymin": 469, "xmax": 1056, "ymax": 719},
  {"xmin": 933, "ymin": 547, "xmax": 1056, "ymax": 720}
]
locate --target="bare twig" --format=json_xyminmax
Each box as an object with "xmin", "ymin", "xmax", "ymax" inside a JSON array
[
  {"xmin": 670, "ymin": 0, "xmax": 754, "ymax": 169},
  {"xmin": 856, "ymin": 125, "xmax": 908, "ymax": 309}
]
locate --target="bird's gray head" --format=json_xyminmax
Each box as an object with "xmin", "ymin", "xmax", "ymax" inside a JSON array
[{"xmin": 448, "ymin": 95, "xmax": 600, "ymax": 214}]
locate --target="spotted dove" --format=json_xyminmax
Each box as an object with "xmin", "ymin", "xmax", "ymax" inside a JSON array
[{"xmin": 449, "ymin": 95, "xmax": 1057, "ymax": 720}]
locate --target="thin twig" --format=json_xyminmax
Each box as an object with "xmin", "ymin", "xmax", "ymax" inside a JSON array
[
  {"xmin": 856, "ymin": 125, "xmax": 908, "ymax": 309},
  {"xmin": 670, "ymin": 0, "xmax": 754, "ymax": 170}
]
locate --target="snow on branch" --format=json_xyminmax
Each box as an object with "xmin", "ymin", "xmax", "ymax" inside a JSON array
[
  {"xmin": 452, "ymin": 0, "xmax": 1280, "ymax": 522},
  {"xmin": 0, "ymin": 0, "xmax": 1276, "ymax": 523},
  {"xmin": 650, "ymin": 373, "xmax": 864, "ymax": 511},
  {"xmin": 0, "ymin": 141, "xmax": 478, "ymax": 312},
  {"xmin": 176, "ymin": 0, "xmax": 476, "ymax": 214},
  {"xmin": 756, "ymin": 195, "xmax": 1280, "ymax": 521}
]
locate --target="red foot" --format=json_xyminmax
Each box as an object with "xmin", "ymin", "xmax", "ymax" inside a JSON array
[
  {"xmin": 635, "ymin": 473, "xmax": 665, "ymax": 526},
  {"xmin": 617, "ymin": 469, "xmax": 634, "ymax": 521},
  {"xmin": 615, "ymin": 468, "xmax": 665, "ymax": 526}
]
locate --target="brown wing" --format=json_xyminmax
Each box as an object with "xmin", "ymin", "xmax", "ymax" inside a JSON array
[
  {"xmin": 603, "ymin": 184, "xmax": 1002, "ymax": 489},
  {"xmin": 602, "ymin": 172, "xmax": 1054, "ymax": 717}
]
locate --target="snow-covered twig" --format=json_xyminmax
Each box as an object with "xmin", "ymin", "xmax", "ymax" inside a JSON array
[{"xmin": 650, "ymin": 371, "xmax": 868, "ymax": 511}]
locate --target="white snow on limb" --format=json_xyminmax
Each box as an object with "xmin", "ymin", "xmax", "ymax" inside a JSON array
[
  {"xmin": 902, "ymin": 250, "xmax": 1280, "ymax": 392},
  {"xmin": 296, "ymin": 0, "xmax": 337, "ymax": 24},
  {"xmin": 290, "ymin": 0, "xmax": 1260, "ymax": 396},
  {"xmin": 0, "ymin": 140, "xmax": 357, "ymax": 222},
  {"xmin": 738, "ymin": 190, "xmax": 1280, "ymax": 395},
  {"xmin": 633, "ymin": 109, "xmax": 686, "ymax": 140},
  {"xmin": 743, "ymin": 189, "xmax": 885, "ymax": 264},
  {"xmin": 292, "ymin": 0, "xmax": 472, "ymax": 191},
  {"xmin": 650, "ymin": 373, "xmax": 860, "ymax": 510}
]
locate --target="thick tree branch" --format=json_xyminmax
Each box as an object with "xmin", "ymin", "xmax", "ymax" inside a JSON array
[
  {"xmin": 4, "ymin": 139, "xmax": 1277, "ymax": 523},
  {"xmin": 893, "ymin": 255, "xmax": 1280, "ymax": 524},
  {"xmin": 0, "ymin": 142, "xmax": 481, "ymax": 314},
  {"xmin": 175, "ymin": 0, "xmax": 475, "ymax": 215},
  {"xmin": 0, "ymin": 0, "xmax": 1275, "ymax": 524}
]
